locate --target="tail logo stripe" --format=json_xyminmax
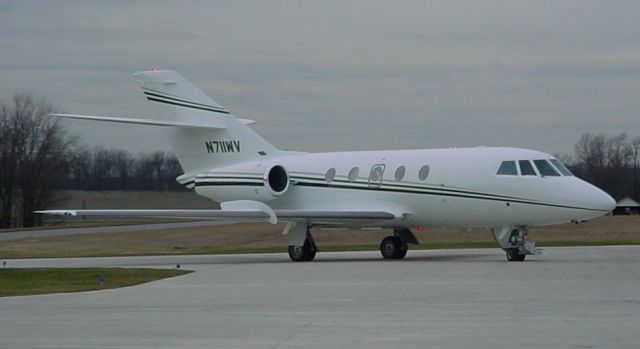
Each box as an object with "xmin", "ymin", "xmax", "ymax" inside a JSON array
[
  {"xmin": 146, "ymin": 96, "xmax": 230, "ymax": 114},
  {"xmin": 142, "ymin": 89, "xmax": 227, "ymax": 112}
]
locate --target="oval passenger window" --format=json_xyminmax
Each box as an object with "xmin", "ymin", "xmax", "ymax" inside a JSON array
[
  {"xmin": 395, "ymin": 166, "xmax": 406, "ymax": 181},
  {"xmin": 348, "ymin": 167, "xmax": 359, "ymax": 182},
  {"xmin": 325, "ymin": 167, "xmax": 336, "ymax": 183},
  {"xmin": 418, "ymin": 165, "xmax": 430, "ymax": 181}
]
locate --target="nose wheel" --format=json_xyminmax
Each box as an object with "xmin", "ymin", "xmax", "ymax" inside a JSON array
[
  {"xmin": 493, "ymin": 226, "xmax": 542, "ymax": 262},
  {"xmin": 505, "ymin": 248, "xmax": 526, "ymax": 262}
]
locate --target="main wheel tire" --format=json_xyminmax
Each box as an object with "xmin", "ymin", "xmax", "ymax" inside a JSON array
[
  {"xmin": 288, "ymin": 239, "xmax": 316, "ymax": 262},
  {"xmin": 380, "ymin": 236, "xmax": 398, "ymax": 259},
  {"xmin": 380, "ymin": 236, "xmax": 407, "ymax": 259},
  {"xmin": 305, "ymin": 249, "xmax": 317, "ymax": 261},
  {"xmin": 396, "ymin": 244, "xmax": 408, "ymax": 259},
  {"xmin": 288, "ymin": 245, "xmax": 306, "ymax": 261},
  {"xmin": 506, "ymin": 248, "xmax": 526, "ymax": 262}
]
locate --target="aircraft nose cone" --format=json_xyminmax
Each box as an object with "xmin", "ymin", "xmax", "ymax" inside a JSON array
[
  {"xmin": 573, "ymin": 179, "xmax": 616, "ymax": 214},
  {"xmin": 588, "ymin": 185, "xmax": 616, "ymax": 212},
  {"xmin": 601, "ymin": 192, "xmax": 616, "ymax": 212}
]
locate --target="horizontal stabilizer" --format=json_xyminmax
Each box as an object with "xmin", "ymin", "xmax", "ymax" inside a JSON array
[
  {"xmin": 50, "ymin": 114, "xmax": 256, "ymax": 128},
  {"xmin": 35, "ymin": 209, "xmax": 273, "ymax": 221}
]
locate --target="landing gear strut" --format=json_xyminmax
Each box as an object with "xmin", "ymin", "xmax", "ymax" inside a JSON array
[
  {"xmin": 492, "ymin": 225, "xmax": 542, "ymax": 262},
  {"xmin": 288, "ymin": 232, "xmax": 317, "ymax": 262},
  {"xmin": 379, "ymin": 228, "xmax": 418, "ymax": 260}
]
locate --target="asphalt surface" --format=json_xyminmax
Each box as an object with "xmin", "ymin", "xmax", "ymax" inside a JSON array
[
  {"xmin": 1, "ymin": 246, "xmax": 639, "ymax": 348},
  {"xmin": 0, "ymin": 221, "xmax": 221, "ymax": 242}
]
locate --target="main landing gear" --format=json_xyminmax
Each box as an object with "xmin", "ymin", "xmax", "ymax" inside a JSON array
[
  {"xmin": 286, "ymin": 225, "xmax": 420, "ymax": 262},
  {"xmin": 492, "ymin": 225, "xmax": 542, "ymax": 262},
  {"xmin": 288, "ymin": 232, "xmax": 317, "ymax": 262},
  {"xmin": 380, "ymin": 228, "xmax": 419, "ymax": 260}
]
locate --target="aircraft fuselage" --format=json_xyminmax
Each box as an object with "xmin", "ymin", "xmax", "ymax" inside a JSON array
[{"xmin": 194, "ymin": 146, "xmax": 614, "ymax": 229}]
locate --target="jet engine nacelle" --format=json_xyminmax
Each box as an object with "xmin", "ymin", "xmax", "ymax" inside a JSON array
[
  {"xmin": 263, "ymin": 164, "xmax": 290, "ymax": 198},
  {"xmin": 194, "ymin": 163, "xmax": 291, "ymax": 203}
]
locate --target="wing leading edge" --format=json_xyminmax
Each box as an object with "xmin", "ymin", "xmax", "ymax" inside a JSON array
[{"xmin": 35, "ymin": 209, "xmax": 396, "ymax": 223}]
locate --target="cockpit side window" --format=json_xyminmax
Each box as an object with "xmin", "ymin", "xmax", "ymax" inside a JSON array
[
  {"xmin": 533, "ymin": 159, "xmax": 560, "ymax": 176},
  {"xmin": 497, "ymin": 161, "xmax": 518, "ymax": 175},
  {"xmin": 518, "ymin": 160, "xmax": 537, "ymax": 176},
  {"xmin": 549, "ymin": 159, "xmax": 573, "ymax": 176}
]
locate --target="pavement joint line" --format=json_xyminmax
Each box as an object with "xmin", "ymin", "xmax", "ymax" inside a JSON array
[
  {"xmin": 268, "ymin": 259, "xmax": 409, "ymax": 348},
  {"xmin": 269, "ymin": 312, "xmax": 329, "ymax": 349}
]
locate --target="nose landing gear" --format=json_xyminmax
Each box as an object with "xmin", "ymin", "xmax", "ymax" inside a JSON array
[{"xmin": 492, "ymin": 225, "xmax": 542, "ymax": 262}]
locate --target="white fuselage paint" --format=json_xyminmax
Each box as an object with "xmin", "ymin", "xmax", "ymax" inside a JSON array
[{"xmin": 194, "ymin": 146, "xmax": 615, "ymax": 229}]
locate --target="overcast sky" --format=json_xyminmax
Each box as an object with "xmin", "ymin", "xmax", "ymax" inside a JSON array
[{"xmin": 1, "ymin": 1, "xmax": 638, "ymax": 156}]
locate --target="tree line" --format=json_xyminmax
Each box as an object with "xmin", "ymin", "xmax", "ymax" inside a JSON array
[
  {"xmin": 0, "ymin": 95, "xmax": 73, "ymax": 228},
  {"xmin": 567, "ymin": 133, "xmax": 640, "ymax": 201},
  {"xmin": 62, "ymin": 147, "xmax": 183, "ymax": 192},
  {"xmin": 0, "ymin": 94, "xmax": 184, "ymax": 228}
]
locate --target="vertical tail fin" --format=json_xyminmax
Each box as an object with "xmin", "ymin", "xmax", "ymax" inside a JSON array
[{"xmin": 134, "ymin": 70, "xmax": 278, "ymax": 181}]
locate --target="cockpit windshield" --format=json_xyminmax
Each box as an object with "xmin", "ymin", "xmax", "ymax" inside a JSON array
[
  {"xmin": 518, "ymin": 160, "xmax": 536, "ymax": 176},
  {"xmin": 496, "ymin": 161, "xmax": 517, "ymax": 175},
  {"xmin": 549, "ymin": 159, "xmax": 574, "ymax": 176},
  {"xmin": 533, "ymin": 160, "xmax": 560, "ymax": 176},
  {"xmin": 496, "ymin": 158, "xmax": 573, "ymax": 177}
]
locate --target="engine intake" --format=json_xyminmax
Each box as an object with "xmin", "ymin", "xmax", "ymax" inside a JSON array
[{"xmin": 264, "ymin": 165, "xmax": 289, "ymax": 197}]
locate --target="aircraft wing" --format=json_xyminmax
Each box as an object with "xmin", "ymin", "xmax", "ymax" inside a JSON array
[{"xmin": 35, "ymin": 209, "xmax": 396, "ymax": 222}]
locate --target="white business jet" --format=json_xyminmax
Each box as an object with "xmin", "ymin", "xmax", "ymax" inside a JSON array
[{"xmin": 38, "ymin": 70, "xmax": 616, "ymax": 262}]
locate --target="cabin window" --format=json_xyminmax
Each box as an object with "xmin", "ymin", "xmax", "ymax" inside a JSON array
[
  {"xmin": 549, "ymin": 159, "xmax": 573, "ymax": 176},
  {"xmin": 518, "ymin": 160, "xmax": 537, "ymax": 176},
  {"xmin": 369, "ymin": 164, "xmax": 385, "ymax": 188},
  {"xmin": 496, "ymin": 161, "xmax": 517, "ymax": 175},
  {"xmin": 325, "ymin": 167, "xmax": 336, "ymax": 183},
  {"xmin": 394, "ymin": 166, "xmax": 406, "ymax": 181},
  {"xmin": 418, "ymin": 165, "xmax": 430, "ymax": 181},
  {"xmin": 348, "ymin": 167, "xmax": 359, "ymax": 182},
  {"xmin": 533, "ymin": 160, "xmax": 560, "ymax": 177},
  {"xmin": 370, "ymin": 165, "xmax": 384, "ymax": 182}
]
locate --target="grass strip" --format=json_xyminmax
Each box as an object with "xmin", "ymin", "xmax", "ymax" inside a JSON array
[{"xmin": 0, "ymin": 268, "xmax": 191, "ymax": 297}]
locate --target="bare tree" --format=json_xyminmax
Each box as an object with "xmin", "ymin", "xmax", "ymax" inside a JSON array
[
  {"xmin": 91, "ymin": 147, "xmax": 115, "ymax": 190},
  {"xmin": 605, "ymin": 133, "xmax": 630, "ymax": 198},
  {"xmin": 63, "ymin": 148, "xmax": 184, "ymax": 191},
  {"xmin": 134, "ymin": 151, "xmax": 170, "ymax": 191},
  {"xmin": 573, "ymin": 132, "xmax": 639, "ymax": 200},
  {"xmin": 162, "ymin": 153, "xmax": 184, "ymax": 191},
  {"xmin": 631, "ymin": 137, "xmax": 640, "ymax": 199},
  {"xmin": 0, "ymin": 94, "xmax": 74, "ymax": 227},
  {"xmin": 574, "ymin": 133, "xmax": 607, "ymax": 187},
  {"xmin": 68, "ymin": 148, "xmax": 92, "ymax": 190},
  {"xmin": 112, "ymin": 150, "xmax": 134, "ymax": 190}
]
